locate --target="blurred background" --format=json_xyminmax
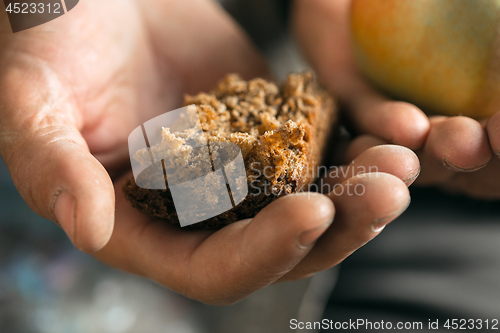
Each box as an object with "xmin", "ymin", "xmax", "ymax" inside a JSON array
[{"xmin": 2, "ymin": 1, "xmax": 500, "ymax": 333}]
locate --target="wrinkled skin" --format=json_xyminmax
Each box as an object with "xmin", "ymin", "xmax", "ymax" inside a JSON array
[{"xmin": 0, "ymin": 0, "xmax": 419, "ymax": 305}]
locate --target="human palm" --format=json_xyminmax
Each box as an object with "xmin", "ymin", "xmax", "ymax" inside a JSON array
[
  {"xmin": 0, "ymin": 0, "xmax": 269, "ymax": 248},
  {"xmin": 0, "ymin": 0, "xmax": 420, "ymax": 304}
]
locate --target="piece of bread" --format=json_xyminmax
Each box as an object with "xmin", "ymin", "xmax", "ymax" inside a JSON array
[{"xmin": 123, "ymin": 72, "xmax": 337, "ymax": 229}]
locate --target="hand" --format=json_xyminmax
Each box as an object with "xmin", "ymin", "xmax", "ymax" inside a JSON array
[
  {"xmin": 94, "ymin": 145, "xmax": 419, "ymax": 304},
  {"xmin": 0, "ymin": 0, "xmax": 420, "ymax": 305},
  {"xmin": 0, "ymin": 0, "xmax": 269, "ymax": 253},
  {"xmin": 293, "ymin": 0, "xmax": 500, "ymax": 199}
]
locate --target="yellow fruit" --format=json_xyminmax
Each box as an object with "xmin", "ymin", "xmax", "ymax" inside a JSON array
[{"xmin": 351, "ymin": 0, "xmax": 500, "ymax": 118}]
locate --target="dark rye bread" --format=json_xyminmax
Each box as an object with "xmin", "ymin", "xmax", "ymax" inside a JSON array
[{"xmin": 123, "ymin": 72, "xmax": 337, "ymax": 229}]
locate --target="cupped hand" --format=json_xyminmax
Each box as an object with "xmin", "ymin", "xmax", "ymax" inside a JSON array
[
  {"xmin": 94, "ymin": 144, "xmax": 419, "ymax": 305},
  {"xmin": 0, "ymin": 0, "xmax": 421, "ymax": 305},
  {"xmin": 0, "ymin": 0, "xmax": 268, "ymax": 252},
  {"xmin": 293, "ymin": 0, "xmax": 500, "ymax": 199}
]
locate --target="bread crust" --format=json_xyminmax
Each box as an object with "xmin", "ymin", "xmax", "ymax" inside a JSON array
[{"xmin": 123, "ymin": 72, "xmax": 337, "ymax": 229}]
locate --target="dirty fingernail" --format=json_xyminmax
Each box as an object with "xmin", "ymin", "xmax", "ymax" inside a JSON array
[
  {"xmin": 443, "ymin": 158, "xmax": 487, "ymax": 172},
  {"xmin": 371, "ymin": 197, "xmax": 411, "ymax": 233},
  {"xmin": 404, "ymin": 167, "xmax": 421, "ymax": 185}
]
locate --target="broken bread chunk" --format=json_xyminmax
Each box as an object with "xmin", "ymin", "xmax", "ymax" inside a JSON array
[{"xmin": 123, "ymin": 72, "xmax": 337, "ymax": 229}]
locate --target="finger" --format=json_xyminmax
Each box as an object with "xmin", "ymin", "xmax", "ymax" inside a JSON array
[
  {"xmin": 95, "ymin": 177, "xmax": 335, "ymax": 305},
  {"xmin": 348, "ymin": 88, "xmax": 431, "ymax": 150},
  {"xmin": 292, "ymin": 0, "xmax": 429, "ymax": 149},
  {"xmin": 321, "ymin": 144, "xmax": 420, "ymax": 191},
  {"xmin": 415, "ymin": 116, "xmax": 492, "ymax": 185},
  {"xmin": 427, "ymin": 116, "xmax": 492, "ymax": 170},
  {"xmin": 487, "ymin": 111, "xmax": 500, "ymax": 157},
  {"xmin": 2, "ymin": 127, "xmax": 115, "ymax": 253},
  {"xmin": 442, "ymin": 159, "xmax": 500, "ymax": 199},
  {"xmin": 281, "ymin": 172, "xmax": 411, "ymax": 280},
  {"xmin": 0, "ymin": 65, "xmax": 114, "ymax": 253}
]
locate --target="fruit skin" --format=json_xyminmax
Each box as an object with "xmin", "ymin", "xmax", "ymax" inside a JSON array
[{"xmin": 351, "ymin": 0, "xmax": 500, "ymax": 118}]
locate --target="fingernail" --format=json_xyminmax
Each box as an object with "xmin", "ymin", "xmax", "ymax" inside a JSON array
[
  {"xmin": 371, "ymin": 197, "xmax": 411, "ymax": 233},
  {"xmin": 404, "ymin": 167, "xmax": 421, "ymax": 185},
  {"xmin": 53, "ymin": 191, "xmax": 76, "ymax": 242},
  {"xmin": 371, "ymin": 218, "xmax": 389, "ymax": 233},
  {"xmin": 298, "ymin": 222, "xmax": 332, "ymax": 249},
  {"xmin": 443, "ymin": 158, "xmax": 487, "ymax": 172}
]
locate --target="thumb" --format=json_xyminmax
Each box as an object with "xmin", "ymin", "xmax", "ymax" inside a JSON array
[
  {"xmin": 3, "ymin": 126, "xmax": 115, "ymax": 252},
  {"xmin": 0, "ymin": 55, "xmax": 115, "ymax": 253},
  {"xmin": 0, "ymin": 111, "xmax": 114, "ymax": 252},
  {"xmin": 1, "ymin": 124, "xmax": 115, "ymax": 253}
]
